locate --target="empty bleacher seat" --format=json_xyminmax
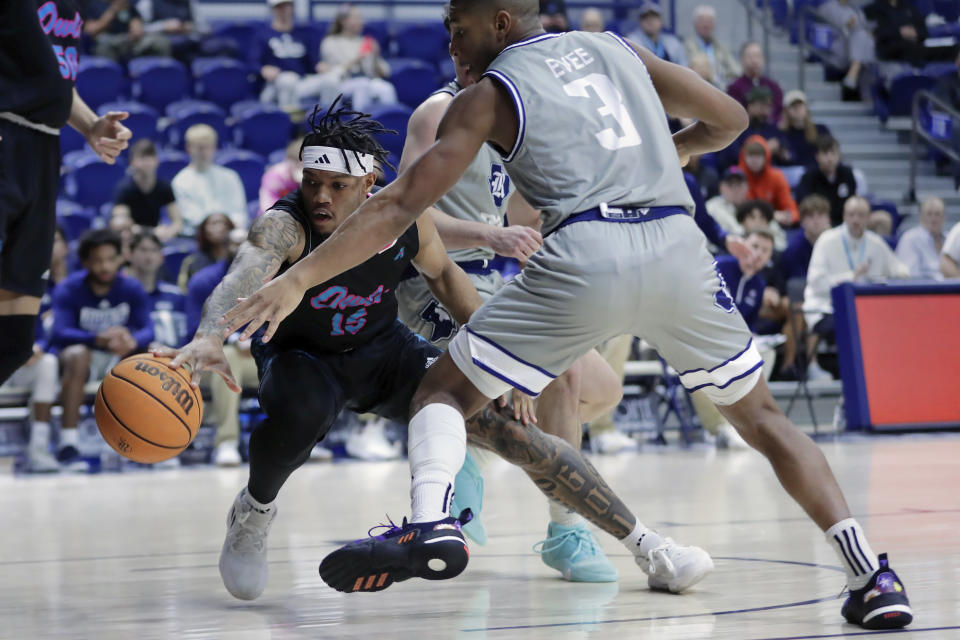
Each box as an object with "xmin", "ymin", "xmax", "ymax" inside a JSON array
[
  {"xmin": 60, "ymin": 124, "xmax": 86, "ymax": 156},
  {"xmin": 163, "ymin": 100, "xmax": 229, "ymax": 149},
  {"xmin": 367, "ymin": 104, "xmax": 413, "ymax": 160},
  {"xmin": 212, "ymin": 22, "xmax": 265, "ymax": 58},
  {"xmin": 62, "ymin": 152, "xmax": 126, "ymax": 208},
  {"xmin": 98, "ymin": 101, "xmax": 159, "ymax": 144},
  {"xmin": 387, "ymin": 58, "xmax": 438, "ymax": 108},
  {"xmin": 163, "ymin": 246, "xmax": 192, "ymax": 281},
  {"xmin": 192, "ymin": 57, "xmax": 254, "ymax": 110},
  {"xmin": 232, "ymin": 105, "xmax": 291, "ymax": 157},
  {"xmin": 216, "ymin": 149, "xmax": 266, "ymax": 202},
  {"xmin": 923, "ymin": 62, "xmax": 957, "ymax": 79},
  {"xmin": 56, "ymin": 200, "xmax": 95, "ymax": 242},
  {"xmin": 75, "ymin": 57, "xmax": 125, "ymax": 110},
  {"xmin": 156, "ymin": 149, "xmax": 190, "ymax": 183},
  {"xmin": 129, "ymin": 57, "xmax": 191, "ymax": 111},
  {"xmin": 887, "ymin": 73, "xmax": 938, "ymax": 118},
  {"xmin": 394, "ymin": 23, "xmax": 449, "ymax": 64}
]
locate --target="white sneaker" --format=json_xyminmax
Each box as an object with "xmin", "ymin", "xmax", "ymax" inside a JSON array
[
  {"xmin": 716, "ymin": 423, "xmax": 750, "ymax": 450},
  {"xmin": 806, "ymin": 361, "xmax": 833, "ymax": 382},
  {"xmin": 27, "ymin": 445, "xmax": 60, "ymax": 473},
  {"xmin": 309, "ymin": 442, "xmax": 333, "ymax": 461},
  {"xmin": 345, "ymin": 419, "xmax": 401, "ymax": 461},
  {"xmin": 591, "ymin": 430, "xmax": 638, "ymax": 455},
  {"xmin": 219, "ymin": 489, "xmax": 276, "ymax": 600},
  {"xmin": 638, "ymin": 538, "xmax": 714, "ymax": 593},
  {"xmin": 214, "ymin": 440, "xmax": 242, "ymax": 467}
]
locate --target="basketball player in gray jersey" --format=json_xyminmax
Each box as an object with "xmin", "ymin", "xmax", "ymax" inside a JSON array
[
  {"xmin": 396, "ymin": 58, "xmax": 627, "ymax": 583},
  {"xmin": 224, "ymin": 0, "xmax": 912, "ymax": 628}
]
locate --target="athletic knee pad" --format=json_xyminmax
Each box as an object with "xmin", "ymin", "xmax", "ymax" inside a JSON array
[{"xmin": 0, "ymin": 315, "xmax": 39, "ymax": 385}]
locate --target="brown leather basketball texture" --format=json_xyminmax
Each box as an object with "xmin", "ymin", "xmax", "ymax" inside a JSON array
[{"xmin": 94, "ymin": 355, "xmax": 203, "ymax": 463}]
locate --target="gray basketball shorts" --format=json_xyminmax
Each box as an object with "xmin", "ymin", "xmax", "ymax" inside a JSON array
[
  {"xmin": 396, "ymin": 269, "xmax": 505, "ymax": 349},
  {"xmin": 447, "ymin": 212, "xmax": 764, "ymax": 405}
]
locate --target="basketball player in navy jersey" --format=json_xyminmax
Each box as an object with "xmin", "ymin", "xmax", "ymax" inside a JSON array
[
  {"xmin": 223, "ymin": 0, "xmax": 913, "ymax": 629},
  {"xmin": 0, "ymin": 0, "xmax": 132, "ymax": 385},
  {"xmin": 157, "ymin": 101, "xmax": 708, "ymax": 600}
]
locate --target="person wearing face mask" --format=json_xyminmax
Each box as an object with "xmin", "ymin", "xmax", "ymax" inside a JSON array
[{"xmin": 738, "ymin": 136, "xmax": 798, "ymax": 227}]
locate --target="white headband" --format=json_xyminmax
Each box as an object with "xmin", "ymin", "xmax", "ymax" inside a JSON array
[{"xmin": 301, "ymin": 145, "xmax": 375, "ymax": 177}]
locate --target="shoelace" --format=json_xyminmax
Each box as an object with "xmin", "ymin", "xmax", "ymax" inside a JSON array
[
  {"xmin": 645, "ymin": 540, "xmax": 677, "ymax": 577},
  {"xmin": 532, "ymin": 527, "xmax": 601, "ymax": 559},
  {"xmin": 367, "ymin": 515, "xmax": 405, "ymax": 539},
  {"xmin": 229, "ymin": 508, "xmax": 271, "ymax": 553}
]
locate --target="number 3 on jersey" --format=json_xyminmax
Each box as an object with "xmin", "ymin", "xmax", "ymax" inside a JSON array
[{"xmin": 563, "ymin": 73, "xmax": 641, "ymax": 150}]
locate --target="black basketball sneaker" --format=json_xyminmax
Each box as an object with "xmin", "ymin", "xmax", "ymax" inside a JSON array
[
  {"xmin": 841, "ymin": 553, "xmax": 913, "ymax": 629},
  {"xmin": 319, "ymin": 509, "xmax": 472, "ymax": 593}
]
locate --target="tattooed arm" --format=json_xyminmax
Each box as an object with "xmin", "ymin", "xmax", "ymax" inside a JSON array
[
  {"xmin": 153, "ymin": 210, "xmax": 305, "ymax": 390},
  {"xmin": 465, "ymin": 403, "xmax": 636, "ymax": 539}
]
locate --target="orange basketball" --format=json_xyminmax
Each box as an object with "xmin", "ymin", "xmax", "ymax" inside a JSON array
[{"xmin": 94, "ymin": 354, "xmax": 203, "ymax": 463}]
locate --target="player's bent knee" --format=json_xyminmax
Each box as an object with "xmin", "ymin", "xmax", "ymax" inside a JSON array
[{"xmin": 60, "ymin": 345, "xmax": 91, "ymax": 371}]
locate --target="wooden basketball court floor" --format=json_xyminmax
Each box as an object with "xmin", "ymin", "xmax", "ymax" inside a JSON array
[{"xmin": 1, "ymin": 434, "xmax": 958, "ymax": 640}]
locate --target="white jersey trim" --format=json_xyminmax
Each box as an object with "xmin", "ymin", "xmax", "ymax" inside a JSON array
[
  {"xmin": 678, "ymin": 338, "xmax": 764, "ymax": 398},
  {"xmin": 500, "ymin": 32, "xmax": 562, "ymax": 54},
  {"xmin": 603, "ymin": 31, "xmax": 650, "ymax": 74},
  {"xmin": 481, "ymin": 70, "xmax": 525, "ymax": 163}
]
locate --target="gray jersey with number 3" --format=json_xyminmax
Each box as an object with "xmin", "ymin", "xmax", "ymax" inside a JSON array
[{"xmin": 484, "ymin": 31, "xmax": 694, "ymax": 234}]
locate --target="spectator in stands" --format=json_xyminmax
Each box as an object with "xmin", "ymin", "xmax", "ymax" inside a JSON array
[
  {"xmin": 707, "ymin": 167, "xmax": 749, "ymax": 234},
  {"xmin": 627, "ymin": 3, "xmax": 686, "ymax": 66},
  {"xmin": 796, "ymin": 135, "xmax": 859, "ymax": 226},
  {"xmin": 84, "ymin": 0, "xmax": 171, "ymax": 61},
  {"xmin": 579, "ymin": 8, "xmax": 605, "ymax": 33},
  {"xmin": 109, "ymin": 210, "xmax": 136, "ymax": 266},
  {"xmin": 727, "ymin": 42, "xmax": 783, "ymax": 124},
  {"xmin": 737, "ymin": 199, "xmax": 787, "ymax": 250},
  {"xmin": 738, "ymin": 136, "xmax": 798, "ymax": 227},
  {"xmin": 177, "ymin": 213, "xmax": 236, "ymax": 290},
  {"xmin": 934, "ymin": 47, "xmax": 960, "ymax": 110},
  {"xmin": 896, "ymin": 197, "xmax": 946, "ymax": 280},
  {"xmin": 539, "ymin": 0, "xmax": 570, "ymax": 33},
  {"xmin": 113, "ymin": 140, "xmax": 182, "ymax": 241},
  {"xmin": 50, "ymin": 230, "xmax": 153, "ymax": 470},
  {"xmin": 254, "ymin": 0, "xmax": 339, "ymax": 111},
  {"xmin": 779, "ymin": 90, "xmax": 831, "ymax": 169},
  {"xmin": 941, "ymin": 221, "xmax": 960, "ymax": 278},
  {"xmin": 319, "ymin": 5, "xmax": 397, "ymax": 111},
  {"xmin": 684, "ymin": 5, "xmax": 740, "ymax": 87},
  {"xmin": 818, "ymin": 0, "xmax": 876, "ymax": 100},
  {"xmin": 864, "ymin": 0, "xmax": 928, "ymax": 67},
  {"xmin": 782, "ymin": 194, "xmax": 833, "ymax": 281},
  {"xmin": 688, "ymin": 53, "xmax": 715, "ymax": 85},
  {"xmin": 803, "ymin": 196, "xmax": 909, "ymax": 377},
  {"xmin": 868, "ymin": 209, "xmax": 895, "ymax": 243},
  {"xmin": 127, "ymin": 231, "xmax": 189, "ymax": 349},
  {"xmin": 184, "ymin": 237, "xmax": 258, "ymax": 466},
  {"xmin": 172, "ymin": 125, "xmax": 248, "ymax": 236},
  {"xmin": 723, "ymin": 87, "xmax": 792, "ymax": 168},
  {"xmin": 259, "ymin": 137, "xmax": 303, "ymax": 216}
]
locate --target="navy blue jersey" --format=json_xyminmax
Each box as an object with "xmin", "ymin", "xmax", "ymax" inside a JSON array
[
  {"xmin": 253, "ymin": 27, "xmax": 311, "ymax": 75},
  {"xmin": 147, "ymin": 281, "xmax": 188, "ymax": 348},
  {"xmin": 0, "ymin": 1, "xmax": 82, "ymax": 128},
  {"xmin": 268, "ymin": 189, "xmax": 420, "ymax": 354}
]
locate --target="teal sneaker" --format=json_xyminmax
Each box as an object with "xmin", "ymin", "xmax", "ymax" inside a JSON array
[
  {"xmin": 534, "ymin": 522, "xmax": 619, "ymax": 582},
  {"xmin": 451, "ymin": 451, "xmax": 487, "ymax": 545}
]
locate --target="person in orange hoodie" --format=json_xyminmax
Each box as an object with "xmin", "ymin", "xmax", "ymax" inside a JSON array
[{"xmin": 738, "ymin": 135, "xmax": 798, "ymax": 227}]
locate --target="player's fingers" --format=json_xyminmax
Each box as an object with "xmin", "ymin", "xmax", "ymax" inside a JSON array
[
  {"xmin": 220, "ymin": 298, "xmax": 255, "ymax": 336},
  {"xmin": 261, "ymin": 315, "xmax": 280, "ymax": 343},
  {"xmin": 525, "ymin": 228, "xmax": 544, "ymax": 245},
  {"xmin": 98, "ymin": 137, "xmax": 127, "ymax": 153},
  {"xmin": 213, "ymin": 366, "xmax": 241, "ymax": 393},
  {"xmin": 114, "ymin": 124, "xmax": 133, "ymax": 141},
  {"xmin": 496, "ymin": 394, "xmax": 507, "ymax": 408},
  {"xmin": 105, "ymin": 110, "xmax": 130, "ymax": 122}
]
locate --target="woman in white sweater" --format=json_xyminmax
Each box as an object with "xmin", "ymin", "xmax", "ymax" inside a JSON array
[{"xmin": 318, "ymin": 6, "xmax": 397, "ymax": 111}]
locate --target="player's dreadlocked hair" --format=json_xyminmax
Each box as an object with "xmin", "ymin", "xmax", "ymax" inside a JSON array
[{"xmin": 300, "ymin": 95, "xmax": 396, "ymax": 174}]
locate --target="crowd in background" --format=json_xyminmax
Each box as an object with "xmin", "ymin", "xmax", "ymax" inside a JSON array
[{"xmin": 6, "ymin": 0, "xmax": 960, "ymax": 471}]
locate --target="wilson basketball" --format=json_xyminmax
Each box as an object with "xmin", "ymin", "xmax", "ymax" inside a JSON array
[{"xmin": 94, "ymin": 354, "xmax": 203, "ymax": 464}]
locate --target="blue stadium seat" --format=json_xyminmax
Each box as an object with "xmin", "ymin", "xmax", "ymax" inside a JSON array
[
  {"xmin": 367, "ymin": 104, "xmax": 413, "ymax": 159},
  {"xmin": 129, "ymin": 57, "xmax": 191, "ymax": 111},
  {"xmin": 394, "ymin": 23, "xmax": 449, "ymax": 64},
  {"xmin": 98, "ymin": 101, "xmax": 159, "ymax": 144},
  {"xmin": 232, "ymin": 105, "xmax": 291, "ymax": 157},
  {"xmin": 60, "ymin": 125, "xmax": 86, "ymax": 156},
  {"xmin": 163, "ymin": 100, "xmax": 229, "ymax": 149},
  {"xmin": 163, "ymin": 246, "xmax": 191, "ymax": 281},
  {"xmin": 211, "ymin": 22, "xmax": 265, "ymax": 57},
  {"xmin": 193, "ymin": 57, "xmax": 254, "ymax": 110},
  {"xmin": 934, "ymin": 0, "xmax": 959, "ymax": 21},
  {"xmin": 380, "ymin": 152, "xmax": 400, "ymax": 184},
  {"xmin": 62, "ymin": 152, "xmax": 126, "ymax": 208},
  {"xmin": 437, "ymin": 56, "xmax": 455, "ymax": 83},
  {"xmin": 156, "ymin": 149, "xmax": 190, "ymax": 183},
  {"xmin": 229, "ymin": 100, "xmax": 265, "ymax": 119},
  {"xmin": 293, "ymin": 23, "xmax": 328, "ymax": 66},
  {"xmin": 887, "ymin": 73, "xmax": 937, "ymax": 117},
  {"xmin": 923, "ymin": 62, "xmax": 957, "ymax": 78},
  {"xmin": 267, "ymin": 149, "xmax": 287, "ymax": 166},
  {"xmin": 388, "ymin": 58, "xmax": 439, "ymax": 108},
  {"xmin": 216, "ymin": 149, "xmax": 266, "ymax": 202},
  {"xmin": 76, "ymin": 57, "xmax": 125, "ymax": 110},
  {"xmin": 56, "ymin": 200, "xmax": 95, "ymax": 242}
]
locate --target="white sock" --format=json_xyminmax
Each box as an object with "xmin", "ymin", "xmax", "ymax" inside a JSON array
[
  {"xmin": 826, "ymin": 518, "xmax": 878, "ymax": 590},
  {"xmin": 30, "ymin": 422, "xmax": 51, "ymax": 448},
  {"xmin": 620, "ymin": 519, "xmax": 665, "ymax": 558},
  {"xmin": 408, "ymin": 403, "xmax": 466, "ymax": 523},
  {"xmin": 548, "ymin": 499, "xmax": 584, "ymax": 528},
  {"xmin": 242, "ymin": 488, "xmax": 274, "ymax": 513},
  {"xmin": 59, "ymin": 428, "xmax": 78, "ymax": 448}
]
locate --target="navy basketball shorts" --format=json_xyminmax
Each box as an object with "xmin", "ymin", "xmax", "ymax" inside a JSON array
[{"xmin": 0, "ymin": 120, "xmax": 60, "ymax": 298}]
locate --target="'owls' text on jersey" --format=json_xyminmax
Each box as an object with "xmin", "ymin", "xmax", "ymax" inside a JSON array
[
  {"xmin": 483, "ymin": 31, "xmax": 694, "ymax": 234},
  {"xmin": 433, "ymin": 81, "xmax": 513, "ymax": 263}
]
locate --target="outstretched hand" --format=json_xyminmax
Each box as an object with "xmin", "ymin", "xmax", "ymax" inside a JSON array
[
  {"xmin": 152, "ymin": 335, "xmax": 239, "ymax": 392},
  {"xmin": 496, "ymin": 390, "xmax": 538, "ymax": 426},
  {"xmin": 219, "ymin": 271, "xmax": 304, "ymax": 343},
  {"xmin": 86, "ymin": 111, "xmax": 132, "ymax": 164}
]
